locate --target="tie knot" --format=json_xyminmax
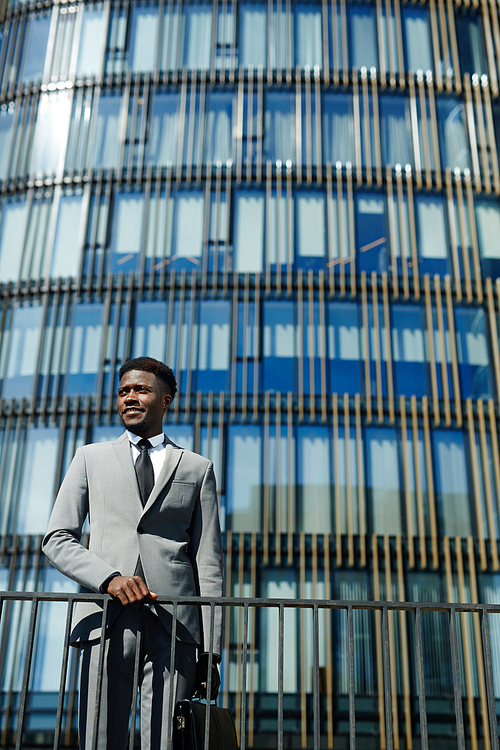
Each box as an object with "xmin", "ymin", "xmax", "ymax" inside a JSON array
[{"xmin": 137, "ymin": 438, "xmax": 151, "ymax": 451}]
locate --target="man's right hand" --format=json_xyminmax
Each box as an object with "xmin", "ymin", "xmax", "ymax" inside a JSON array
[{"xmin": 106, "ymin": 575, "xmax": 158, "ymax": 605}]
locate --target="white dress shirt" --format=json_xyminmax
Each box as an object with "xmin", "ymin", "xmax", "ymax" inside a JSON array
[{"xmin": 126, "ymin": 430, "xmax": 166, "ymax": 485}]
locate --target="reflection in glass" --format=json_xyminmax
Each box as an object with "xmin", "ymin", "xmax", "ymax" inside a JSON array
[
  {"xmin": 129, "ymin": 5, "xmax": 158, "ymax": 72},
  {"xmin": 184, "ymin": 5, "xmax": 212, "ymax": 69},
  {"xmin": 51, "ymin": 194, "xmax": 84, "ymax": 278}
]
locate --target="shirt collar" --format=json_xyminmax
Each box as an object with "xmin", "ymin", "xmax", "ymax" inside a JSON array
[{"xmin": 126, "ymin": 430, "xmax": 165, "ymax": 448}]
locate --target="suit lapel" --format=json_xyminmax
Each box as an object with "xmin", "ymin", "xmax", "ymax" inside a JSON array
[
  {"xmin": 141, "ymin": 438, "xmax": 183, "ymax": 515},
  {"xmin": 112, "ymin": 434, "xmax": 143, "ymax": 510}
]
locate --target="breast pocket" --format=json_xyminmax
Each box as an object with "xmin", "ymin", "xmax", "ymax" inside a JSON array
[{"xmin": 166, "ymin": 480, "xmax": 197, "ymax": 509}]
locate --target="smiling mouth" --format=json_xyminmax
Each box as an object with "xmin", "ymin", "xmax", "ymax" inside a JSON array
[{"xmin": 123, "ymin": 408, "xmax": 144, "ymax": 416}]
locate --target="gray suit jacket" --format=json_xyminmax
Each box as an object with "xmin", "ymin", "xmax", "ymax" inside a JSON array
[{"xmin": 42, "ymin": 434, "xmax": 223, "ymax": 653}]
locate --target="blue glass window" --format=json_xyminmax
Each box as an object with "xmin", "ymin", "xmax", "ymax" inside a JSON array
[
  {"xmin": 0, "ymin": 200, "xmax": 28, "ymax": 282},
  {"xmin": 455, "ymin": 307, "xmax": 493, "ymax": 399},
  {"xmin": 297, "ymin": 426, "xmax": 332, "ymax": 532},
  {"xmin": 380, "ymin": 96, "xmax": 413, "ymax": 167},
  {"xmin": 76, "ymin": 6, "xmax": 105, "ymax": 78},
  {"xmin": 226, "ymin": 425, "xmax": 262, "ymax": 531},
  {"xmin": 169, "ymin": 191, "xmax": 204, "ymax": 270},
  {"xmin": 147, "ymin": 93, "xmax": 179, "ymax": 165},
  {"xmin": 19, "ymin": 15, "xmax": 50, "ymax": 81},
  {"xmin": 15, "ymin": 427, "xmax": 59, "ymax": 535},
  {"xmin": 349, "ymin": 6, "xmax": 377, "ymax": 70},
  {"xmin": 92, "ymin": 95, "xmax": 122, "ymax": 168},
  {"xmin": 416, "ymin": 195, "xmax": 450, "ymax": 276},
  {"xmin": 391, "ymin": 305, "xmax": 427, "ymax": 397},
  {"xmin": 204, "ymin": 93, "xmax": 234, "ymax": 165},
  {"xmin": 456, "ymin": 13, "xmax": 487, "ymax": 76},
  {"xmin": 195, "ymin": 301, "xmax": 230, "ymax": 392},
  {"xmin": 402, "ymin": 8, "xmax": 433, "ymax": 74},
  {"xmin": 366, "ymin": 428, "xmax": 402, "ymax": 535},
  {"xmin": 133, "ymin": 302, "xmax": 167, "ymax": 360},
  {"xmin": 32, "ymin": 92, "xmax": 72, "ymax": 175},
  {"xmin": 295, "ymin": 5, "xmax": 322, "ymax": 69},
  {"xmin": 296, "ymin": 191, "xmax": 326, "ymax": 270},
  {"xmin": 233, "ymin": 191, "xmax": 264, "ymax": 273},
  {"xmin": 183, "ymin": 5, "xmax": 212, "ymax": 69},
  {"xmin": 433, "ymin": 430, "xmax": 472, "ymax": 536},
  {"xmin": 64, "ymin": 303, "xmax": 104, "ymax": 395},
  {"xmin": 323, "ymin": 94, "xmax": 355, "ymax": 167},
  {"xmin": 265, "ymin": 93, "xmax": 295, "ymax": 165},
  {"xmin": 327, "ymin": 302, "xmax": 361, "ymax": 394},
  {"xmin": 0, "ymin": 305, "xmax": 42, "ymax": 398},
  {"xmin": 239, "ymin": 4, "xmax": 266, "ymax": 68},
  {"xmin": 356, "ymin": 195, "xmax": 389, "ymax": 274},
  {"xmin": 51, "ymin": 194, "xmax": 84, "ymax": 278},
  {"xmin": 0, "ymin": 104, "xmax": 15, "ymax": 180},
  {"xmin": 109, "ymin": 191, "xmax": 144, "ymax": 273},
  {"xmin": 475, "ymin": 200, "xmax": 500, "ymax": 279},
  {"xmin": 263, "ymin": 301, "xmax": 296, "ymax": 392},
  {"xmin": 129, "ymin": 5, "xmax": 158, "ymax": 72},
  {"xmin": 437, "ymin": 99, "xmax": 470, "ymax": 172}
]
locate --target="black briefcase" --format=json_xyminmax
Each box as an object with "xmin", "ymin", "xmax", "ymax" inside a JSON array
[{"xmin": 173, "ymin": 699, "xmax": 238, "ymax": 750}]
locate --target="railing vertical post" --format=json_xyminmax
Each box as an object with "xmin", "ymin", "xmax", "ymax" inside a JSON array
[
  {"xmin": 14, "ymin": 595, "xmax": 39, "ymax": 750},
  {"xmin": 449, "ymin": 606, "xmax": 466, "ymax": 750},
  {"xmin": 381, "ymin": 605, "xmax": 394, "ymax": 750},
  {"xmin": 240, "ymin": 603, "xmax": 249, "ymax": 750},
  {"xmin": 90, "ymin": 597, "xmax": 110, "ymax": 750},
  {"xmin": 127, "ymin": 609, "xmax": 142, "ymax": 750},
  {"xmin": 168, "ymin": 602, "xmax": 178, "ymax": 747},
  {"xmin": 203, "ymin": 602, "xmax": 216, "ymax": 750},
  {"xmin": 313, "ymin": 604, "xmax": 320, "ymax": 750},
  {"xmin": 348, "ymin": 605, "xmax": 356, "ymax": 750},
  {"xmin": 53, "ymin": 597, "xmax": 75, "ymax": 750},
  {"xmin": 414, "ymin": 606, "xmax": 429, "ymax": 750},
  {"xmin": 481, "ymin": 607, "xmax": 499, "ymax": 750},
  {"xmin": 278, "ymin": 602, "xmax": 284, "ymax": 750}
]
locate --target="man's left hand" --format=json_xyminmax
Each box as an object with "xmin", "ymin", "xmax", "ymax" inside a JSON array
[{"xmin": 193, "ymin": 654, "xmax": 221, "ymax": 700}]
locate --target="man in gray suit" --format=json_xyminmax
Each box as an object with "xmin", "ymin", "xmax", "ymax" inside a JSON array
[{"xmin": 43, "ymin": 357, "xmax": 223, "ymax": 750}]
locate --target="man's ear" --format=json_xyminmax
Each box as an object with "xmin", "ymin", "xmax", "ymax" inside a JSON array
[{"xmin": 163, "ymin": 393, "xmax": 173, "ymax": 410}]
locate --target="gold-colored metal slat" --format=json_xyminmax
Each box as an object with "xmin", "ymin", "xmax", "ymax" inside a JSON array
[{"xmin": 466, "ymin": 398, "xmax": 487, "ymax": 570}]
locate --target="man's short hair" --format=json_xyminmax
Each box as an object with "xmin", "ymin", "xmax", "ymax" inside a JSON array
[{"xmin": 118, "ymin": 357, "xmax": 177, "ymax": 400}]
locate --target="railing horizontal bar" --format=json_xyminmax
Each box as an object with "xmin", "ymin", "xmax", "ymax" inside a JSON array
[{"xmin": 2, "ymin": 592, "xmax": 500, "ymax": 614}]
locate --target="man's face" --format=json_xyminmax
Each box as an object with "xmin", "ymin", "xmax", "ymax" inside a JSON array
[{"xmin": 116, "ymin": 370, "xmax": 172, "ymax": 438}]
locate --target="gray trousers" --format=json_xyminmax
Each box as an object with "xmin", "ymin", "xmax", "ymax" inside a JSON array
[{"xmin": 78, "ymin": 604, "xmax": 196, "ymax": 750}]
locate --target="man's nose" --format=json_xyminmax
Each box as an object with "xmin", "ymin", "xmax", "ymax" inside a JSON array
[{"xmin": 124, "ymin": 390, "xmax": 139, "ymax": 401}]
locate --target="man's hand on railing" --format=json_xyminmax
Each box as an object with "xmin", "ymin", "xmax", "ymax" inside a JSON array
[{"xmin": 106, "ymin": 575, "xmax": 158, "ymax": 605}]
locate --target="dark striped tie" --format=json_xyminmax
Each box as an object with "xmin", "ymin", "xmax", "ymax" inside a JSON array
[{"xmin": 135, "ymin": 438, "xmax": 154, "ymax": 506}]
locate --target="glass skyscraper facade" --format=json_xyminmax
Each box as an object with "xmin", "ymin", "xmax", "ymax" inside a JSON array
[{"xmin": 1, "ymin": 0, "xmax": 500, "ymax": 745}]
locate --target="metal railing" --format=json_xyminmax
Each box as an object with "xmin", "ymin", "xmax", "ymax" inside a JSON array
[{"xmin": 1, "ymin": 591, "xmax": 500, "ymax": 750}]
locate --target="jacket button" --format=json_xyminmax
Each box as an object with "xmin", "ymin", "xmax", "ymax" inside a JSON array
[{"xmin": 137, "ymin": 526, "xmax": 144, "ymax": 534}]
